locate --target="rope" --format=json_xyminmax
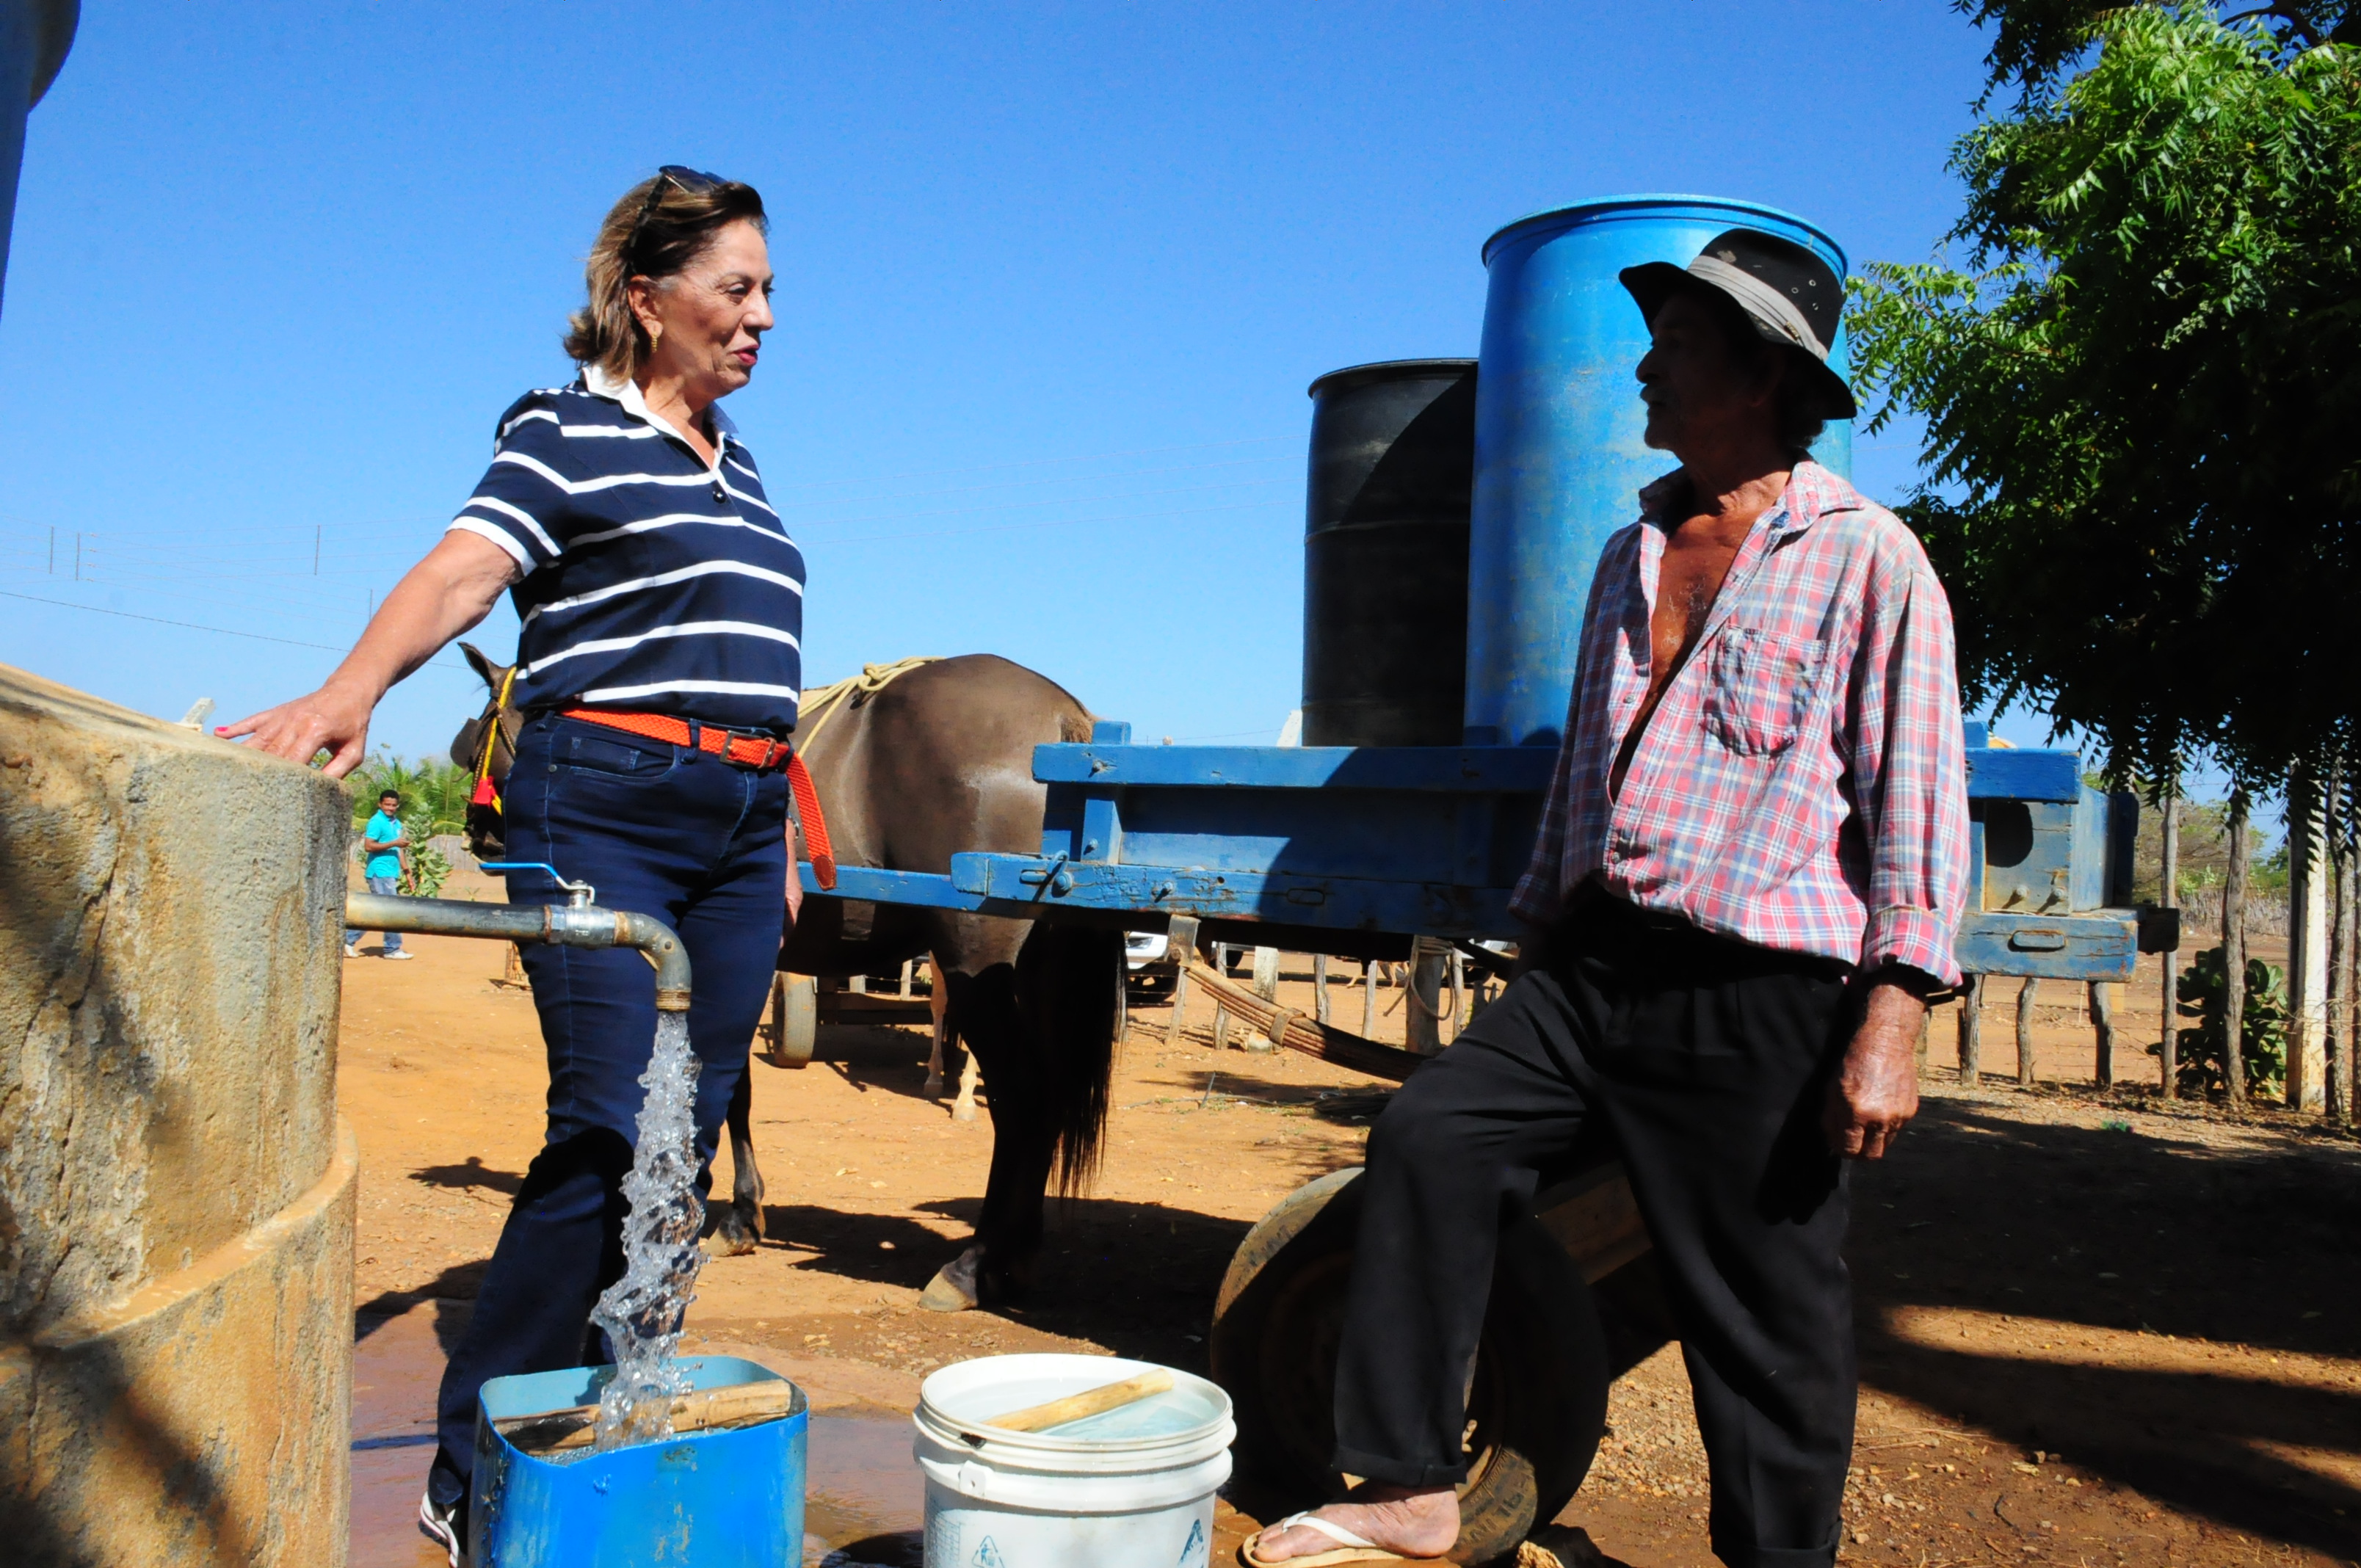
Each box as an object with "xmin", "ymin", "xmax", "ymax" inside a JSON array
[
  {"xmin": 469, "ymin": 666, "xmax": 518, "ymax": 811},
  {"xmin": 795, "ymin": 657, "xmax": 943, "ymax": 752},
  {"xmin": 786, "ymin": 656, "xmax": 938, "ymax": 893}
]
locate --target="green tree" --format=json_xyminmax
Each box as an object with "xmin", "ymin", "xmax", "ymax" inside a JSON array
[
  {"xmin": 1849, "ymin": 4, "xmax": 2361, "ymax": 794},
  {"xmin": 1954, "ymin": 0, "xmax": 2358, "ymax": 106}
]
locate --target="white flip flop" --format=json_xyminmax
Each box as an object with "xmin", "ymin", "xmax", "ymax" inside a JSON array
[{"xmin": 1240, "ymin": 1510, "xmax": 1442, "ymax": 1567}]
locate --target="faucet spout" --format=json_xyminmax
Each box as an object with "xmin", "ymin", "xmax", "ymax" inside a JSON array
[{"xmin": 342, "ymin": 892, "xmax": 692, "ymax": 1012}]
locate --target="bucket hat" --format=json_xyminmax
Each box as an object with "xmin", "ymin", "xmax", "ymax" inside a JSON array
[{"xmin": 1620, "ymin": 228, "xmax": 1856, "ymax": 419}]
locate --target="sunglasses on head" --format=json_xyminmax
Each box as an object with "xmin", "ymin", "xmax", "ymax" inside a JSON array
[{"xmin": 626, "ymin": 165, "xmax": 725, "ymax": 270}]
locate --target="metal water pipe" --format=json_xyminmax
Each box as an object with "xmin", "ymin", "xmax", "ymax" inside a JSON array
[{"xmin": 344, "ymin": 862, "xmax": 689, "ymax": 1010}]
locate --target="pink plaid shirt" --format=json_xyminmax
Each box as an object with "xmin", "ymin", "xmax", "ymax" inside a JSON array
[{"xmin": 1508, "ymin": 460, "xmax": 1970, "ymax": 986}]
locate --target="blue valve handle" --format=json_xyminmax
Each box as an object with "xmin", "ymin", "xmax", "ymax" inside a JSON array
[{"xmin": 479, "ymin": 861, "xmax": 597, "ymax": 906}]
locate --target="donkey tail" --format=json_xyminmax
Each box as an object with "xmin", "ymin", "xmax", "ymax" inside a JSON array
[{"xmin": 1015, "ymin": 921, "xmax": 1124, "ymax": 1195}]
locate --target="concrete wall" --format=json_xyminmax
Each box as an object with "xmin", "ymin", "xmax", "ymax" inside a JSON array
[{"xmin": 0, "ymin": 664, "xmax": 355, "ymax": 1567}]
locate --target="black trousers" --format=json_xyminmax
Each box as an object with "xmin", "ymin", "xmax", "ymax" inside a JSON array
[{"xmin": 1332, "ymin": 893, "xmax": 1859, "ymax": 1568}]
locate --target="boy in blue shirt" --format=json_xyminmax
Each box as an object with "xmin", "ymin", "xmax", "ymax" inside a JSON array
[{"xmin": 344, "ymin": 790, "xmax": 414, "ymax": 959}]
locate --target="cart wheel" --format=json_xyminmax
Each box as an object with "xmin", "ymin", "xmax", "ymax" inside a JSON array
[
  {"xmin": 1209, "ymin": 1168, "xmax": 1609, "ymax": 1565},
  {"xmin": 765, "ymin": 973, "xmax": 817, "ymax": 1069}
]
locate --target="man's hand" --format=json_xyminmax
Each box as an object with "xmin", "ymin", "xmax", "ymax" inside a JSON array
[{"xmin": 1822, "ymin": 975, "xmax": 1926, "ymax": 1159}]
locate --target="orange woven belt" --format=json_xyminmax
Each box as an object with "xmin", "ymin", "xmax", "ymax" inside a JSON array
[
  {"xmin": 562, "ymin": 707, "xmax": 788, "ymax": 767},
  {"xmin": 558, "ymin": 708, "xmax": 837, "ymax": 889}
]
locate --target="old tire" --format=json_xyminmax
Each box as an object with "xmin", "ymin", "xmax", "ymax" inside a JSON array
[
  {"xmin": 765, "ymin": 973, "xmax": 817, "ymax": 1069},
  {"xmin": 1209, "ymin": 1167, "xmax": 1609, "ymax": 1564}
]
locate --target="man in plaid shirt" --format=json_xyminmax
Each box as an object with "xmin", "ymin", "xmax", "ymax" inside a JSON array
[{"xmin": 1250, "ymin": 232, "xmax": 1969, "ymax": 1568}]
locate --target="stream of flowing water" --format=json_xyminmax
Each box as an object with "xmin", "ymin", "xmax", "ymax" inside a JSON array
[{"xmin": 587, "ymin": 1009, "xmax": 707, "ymax": 1451}]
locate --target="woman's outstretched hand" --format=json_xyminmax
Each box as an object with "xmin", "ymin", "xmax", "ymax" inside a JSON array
[
  {"xmin": 216, "ymin": 531, "xmax": 519, "ymax": 780},
  {"xmin": 216, "ymin": 679, "xmax": 380, "ymax": 778}
]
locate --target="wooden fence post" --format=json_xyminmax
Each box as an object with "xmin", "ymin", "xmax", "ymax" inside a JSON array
[
  {"xmin": 1406, "ymin": 940, "xmax": 1447, "ymax": 1056},
  {"xmin": 1362, "ymin": 959, "xmax": 1378, "ymax": 1038},
  {"xmin": 1114, "ymin": 942, "xmax": 1129, "ymax": 1044},
  {"xmin": 1313, "ymin": 954, "xmax": 1331, "ymax": 1026},
  {"xmin": 1211, "ymin": 943, "xmax": 1232, "ymax": 1052},
  {"xmin": 2090, "ymin": 981, "xmax": 2115, "ymax": 1088},
  {"xmin": 1242, "ymin": 947, "xmax": 1281, "ymax": 1053},
  {"xmin": 2159, "ymin": 787, "xmax": 2180, "ymax": 1098},
  {"xmin": 1169, "ymin": 917, "xmax": 1197, "ymax": 1037},
  {"xmin": 2336, "ymin": 818, "xmax": 2357, "ymax": 1126},
  {"xmin": 2289, "ymin": 764, "xmax": 2330, "ymax": 1110},
  {"xmin": 2225, "ymin": 789, "xmax": 2251, "ymax": 1105},
  {"xmin": 1959, "ymin": 974, "xmax": 1984, "ymax": 1085},
  {"xmin": 2016, "ymin": 977, "xmax": 2042, "ymax": 1086}
]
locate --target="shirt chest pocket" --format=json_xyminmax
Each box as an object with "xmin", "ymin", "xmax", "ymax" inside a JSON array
[{"xmin": 1701, "ymin": 628, "xmax": 1827, "ymax": 757}]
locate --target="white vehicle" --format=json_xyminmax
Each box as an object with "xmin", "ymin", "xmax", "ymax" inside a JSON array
[{"xmin": 1125, "ymin": 930, "xmax": 1180, "ymax": 995}]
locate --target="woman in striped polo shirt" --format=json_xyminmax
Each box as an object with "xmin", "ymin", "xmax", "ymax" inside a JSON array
[{"xmin": 223, "ymin": 168, "xmax": 799, "ymax": 1560}]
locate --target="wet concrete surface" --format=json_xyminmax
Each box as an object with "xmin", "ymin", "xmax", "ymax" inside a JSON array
[{"xmin": 351, "ymin": 1300, "xmax": 928, "ymax": 1567}]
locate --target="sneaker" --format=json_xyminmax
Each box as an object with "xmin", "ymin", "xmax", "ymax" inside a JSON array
[
  {"xmin": 345, "ymin": 943, "xmax": 362, "ymax": 958},
  {"xmin": 418, "ymin": 1489, "xmax": 464, "ymax": 1566},
  {"xmin": 384, "ymin": 950, "xmax": 415, "ymax": 961}
]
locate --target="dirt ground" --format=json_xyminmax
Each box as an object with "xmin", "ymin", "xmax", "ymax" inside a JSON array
[{"xmin": 344, "ymin": 874, "xmax": 2361, "ymax": 1567}]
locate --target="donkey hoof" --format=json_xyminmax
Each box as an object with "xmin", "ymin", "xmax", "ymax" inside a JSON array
[
  {"xmin": 703, "ymin": 1207, "xmax": 762, "ymax": 1258},
  {"xmin": 918, "ymin": 1249, "xmax": 982, "ymax": 1313},
  {"xmin": 922, "ymin": 1072, "xmax": 945, "ymax": 1098}
]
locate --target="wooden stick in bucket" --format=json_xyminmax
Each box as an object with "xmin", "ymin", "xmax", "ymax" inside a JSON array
[
  {"xmin": 982, "ymin": 1368, "xmax": 1174, "ymax": 1433},
  {"xmin": 496, "ymin": 1380, "xmax": 795, "ymax": 1455}
]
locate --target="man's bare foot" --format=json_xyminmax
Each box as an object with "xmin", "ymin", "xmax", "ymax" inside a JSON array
[{"xmin": 1249, "ymin": 1484, "xmax": 1459, "ymax": 1561}]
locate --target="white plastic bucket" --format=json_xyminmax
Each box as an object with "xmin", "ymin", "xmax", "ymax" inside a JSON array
[{"xmin": 913, "ymin": 1354, "xmax": 1233, "ymax": 1568}]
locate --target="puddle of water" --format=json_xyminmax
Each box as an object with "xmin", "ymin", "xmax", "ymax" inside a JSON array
[
  {"xmin": 804, "ymin": 1413, "xmax": 923, "ymax": 1567},
  {"xmin": 352, "ymin": 1303, "xmax": 924, "ymax": 1568},
  {"xmin": 352, "ymin": 1304, "xmax": 464, "ymax": 1568}
]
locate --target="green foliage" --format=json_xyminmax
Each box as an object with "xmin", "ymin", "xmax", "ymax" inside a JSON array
[
  {"xmin": 404, "ymin": 837, "xmax": 454, "ymax": 899},
  {"xmin": 1954, "ymin": 0, "xmax": 2360, "ymax": 104},
  {"xmin": 1850, "ymin": 7, "xmax": 2361, "ymax": 792},
  {"xmin": 2153, "ymin": 943, "xmax": 2289, "ymax": 1097},
  {"xmin": 347, "ymin": 752, "xmax": 471, "ymax": 835},
  {"xmin": 347, "ymin": 752, "xmax": 468, "ymax": 897}
]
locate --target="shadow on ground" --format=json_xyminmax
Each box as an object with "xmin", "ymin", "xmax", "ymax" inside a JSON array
[
  {"xmin": 750, "ymin": 1196, "xmax": 1257, "ymax": 1361},
  {"xmin": 1851, "ymin": 1090, "xmax": 2361, "ymax": 1556}
]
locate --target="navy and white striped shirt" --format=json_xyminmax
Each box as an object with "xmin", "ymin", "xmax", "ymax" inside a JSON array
[{"xmin": 448, "ymin": 366, "xmax": 805, "ymax": 734}]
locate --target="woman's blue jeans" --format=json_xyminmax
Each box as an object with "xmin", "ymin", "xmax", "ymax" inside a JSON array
[{"xmin": 429, "ymin": 714, "xmax": 788, "ymax": 1509}]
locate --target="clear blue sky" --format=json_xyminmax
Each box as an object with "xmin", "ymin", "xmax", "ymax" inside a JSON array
[{"xmin": 0, "ymin": 1, "xmax": 2037, "ymax": 768}]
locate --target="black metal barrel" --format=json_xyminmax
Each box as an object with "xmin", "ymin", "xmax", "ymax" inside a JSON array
[{"xmin": 1301, "ymin": 359, "xmax": 1477, "ymax": 747}]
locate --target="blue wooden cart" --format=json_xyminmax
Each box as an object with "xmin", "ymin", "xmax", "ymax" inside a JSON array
[{"xmin": 805, "ymin": 717, "xmax": 2147, "ymax": 984}]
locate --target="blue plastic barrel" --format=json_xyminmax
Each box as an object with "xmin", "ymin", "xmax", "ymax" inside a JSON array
[
  {"xmin": 1463, "ymin": 195, "xmax": 1853, "ymax": 748},
  {"xmin": 471, "ymin": 1357, "xmax": 808, "ymax": 1567}
]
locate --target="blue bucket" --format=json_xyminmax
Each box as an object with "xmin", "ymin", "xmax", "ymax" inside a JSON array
[{"xmin": 471, "ymin": 1357, "xmax": 808, "ymax": 1567}]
